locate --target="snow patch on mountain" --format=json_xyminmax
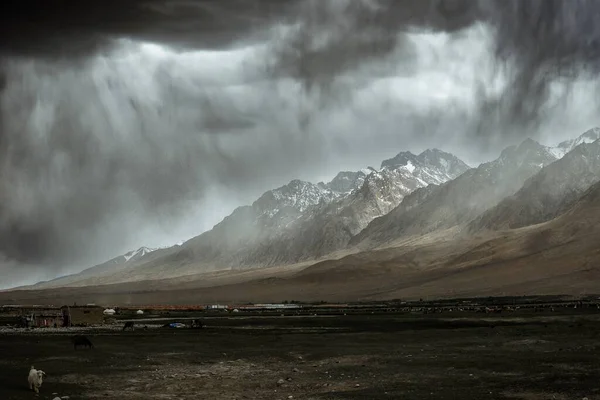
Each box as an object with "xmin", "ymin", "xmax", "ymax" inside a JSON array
[
  {"xmin": 252, "ymin": 149, "xmax": 470, "ymax": 231},
  {"xmin": 360, "ymin": 167, "xmax": 377, "ymax": 176},
  {"xmin": 403, "ymin": 161, "xmax": 416, "ymax": 173},
  {"xmin": 357, "ymin": 149, "xmax": 470, "ymax": 216},
  {"xmin": 253, "ymin": 179, "xmax": 344, "ymax": 219},
  {"xmin": 550, "ymin": 127, "xmax": 600, "ymax": 158},
  {"xmin": 123, "ymin": 246, "xmax": 156, "ymax": 262},
  {"xmin": 252, "ymin": 148, "xmax": 470, "ymax": 227}
]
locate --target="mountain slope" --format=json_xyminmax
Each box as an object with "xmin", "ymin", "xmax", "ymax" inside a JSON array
[
  {"xmin": 287, "ymin": 179, "xmax": 600, "ymax": 301},
  {"xmin": 3, "ymin": 180, "xmax": 600, "ymax": 304},
  {"xmin": 230, "ymin": 149, "xmax": 470, "ymax": 266},
  {"xmin": 26, "ymin": 178, "xmax": 359, "ymax": 289},
  {"xmin": 350, "ymin": 137, "xmax": 561, "ymax": 249},
  {"xmin": 25, "ymin": 246, "xmax": 166, "ymax": 289},
  {"xmin": 35, "ymin": 148, "xmax": 469, "ymax": 287},
  {"xmin": 139, "ymin": 148, "xmax": 469, "ymax": 269},
  {"xmin": 469, "ymin": 139, "xmax": 600, "ymax": 231},
  {"xmin": 550, "ymin": 127, "xmax": 600, "ymax": 158},
  {"xmin": 26, "ymin": 128, "xmax": 599, "ymax": 291}
]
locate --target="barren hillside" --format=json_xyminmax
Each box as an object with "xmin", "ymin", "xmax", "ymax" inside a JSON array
[
  {"xmin": 469, "ymin": 139, "xmax": 600, "ymax": 231},
  {"xmin": 2, "ymin": 181, "xmax": 599, "ymax": 305},
  {"xmin": 351, "ymin": 138, "xmax": 560, "ymax": 249}
]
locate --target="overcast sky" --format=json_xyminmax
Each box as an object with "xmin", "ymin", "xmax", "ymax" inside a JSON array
[{"xmin": 1, "ymin": 0, "xmax": 600, "ymax": 288}]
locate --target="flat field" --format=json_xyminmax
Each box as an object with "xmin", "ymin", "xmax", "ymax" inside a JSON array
[{"xmin": 2, "ymin": 310, "xmax": 600, "ymax": 399}]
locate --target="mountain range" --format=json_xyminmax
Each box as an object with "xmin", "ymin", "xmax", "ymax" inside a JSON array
[
  {"xmin": 5, "ymin": 127, "xmax": 600, "ymax": 303},
  {"xmin": 30, "ymin": 147, "xmax": 470, "ymax": 288}
]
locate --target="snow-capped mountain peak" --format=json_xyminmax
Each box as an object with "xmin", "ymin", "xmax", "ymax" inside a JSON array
[
  {"xmin": 551, "ymin": 127, "xmax": 600, "ymax": 158},
  {"xmin": 380, "ymin": 148, "xmax": 470, "ymax": 178},
  {"xmin": 416, "ymin": 148, "xmax": 472, "ymax": 176},
  {"xmin": 326, "ymin": 169, "xmax": 374, "ymax": 194},
  {"xmin": 377, "ymin": 148, "xmax": 471, "ymax": 187},
  {"xmin": 252, "ymin": 179, "xmax": 341, "ymax": 218},
  {"xmin": 123, "ymin": 246, "xmax": 156, "ymax": 262},
  {"xmin": 380, "ymin": 151, "xmax": 418, "ymax": 169}
]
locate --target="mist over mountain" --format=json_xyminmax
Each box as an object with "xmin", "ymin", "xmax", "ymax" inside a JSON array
[
  {"xmin": 470, "ymin": 133, "xmax": 600, "ymax": 231},
  {"xmin": 350, "ymin": 134, "xmax": 567, "ymax": 249},
  {"xmin": 31, "ymin": 146, "xmax": 468, "ymax": 288},
  {"xmin": 10, "ymin": 143, "xmax": 600, "ymax": 301},
  {"xmin": 25, "ymin": 126, "xmax": 600, "ymax": 292}
]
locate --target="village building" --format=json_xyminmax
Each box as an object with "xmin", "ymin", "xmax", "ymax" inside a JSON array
[
  {"xmin": 32, "ymin": 311, "xmax": 64, "ymax": 328},
  {"xmin": 61, "ymin": 305, "xmax": 105, "ymax": 326},
  {"xmin": 0, "ymin": 305, "xmax": 64, "ymax": 327}
]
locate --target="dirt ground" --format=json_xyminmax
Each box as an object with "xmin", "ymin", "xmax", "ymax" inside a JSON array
[{"xmin": 2, "ymin": 311, "xmax": 600, "ymax": 399}]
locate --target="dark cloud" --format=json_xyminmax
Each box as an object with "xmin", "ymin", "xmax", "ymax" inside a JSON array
[
  {"xmin": 0, "ymin": 0, "xmax": 300, "ymax": 58},
  {"xmin": 266, "ymin": 0, "xmax": 483, "ymax": 92},
  {"xmin": 1, "ymin": 0, "xmax": 600, "ymax": 285},
  {"xmin": 265, "ymin": 0, "xmax": 600, "ymax": 138},
  {"xmin": 471, "ymin": 0, "xmax": 600, "ymax": 136}
]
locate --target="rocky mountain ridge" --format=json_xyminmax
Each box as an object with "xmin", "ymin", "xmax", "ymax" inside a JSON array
[
  {"xmin": 31, "ymin": 147, "xmax": 470, "ymax": 288},
  {"xmin": 350, "ymin": 131, "xmax": 597, "ymax": 249},
  {"xmin": 27, "ymin": 127, "xmax": 600, "ymax": 289},
  {"xmin": 551, "ymin": 127, "xmax": 600, "ymax": 157},
  {"xmin": 165, "ymin": 148, "xmax": 470, "ymax": 269},
  {"xmin": 469, "ymin": 138, "xmax": 600, "ymax": 231}
]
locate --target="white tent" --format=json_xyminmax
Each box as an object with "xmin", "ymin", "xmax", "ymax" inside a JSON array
[
  {"xmin": 136, "ymin": 310, "xmax": 144, "ymax": 315},
  {"xmin": 103, "ymin": 308, "xmax": 116, "ymax": 315}
]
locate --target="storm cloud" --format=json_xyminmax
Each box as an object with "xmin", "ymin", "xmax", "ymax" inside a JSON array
[{"xmin": 1, "ymin": 0, "xmax": 600, "ymax": 287}]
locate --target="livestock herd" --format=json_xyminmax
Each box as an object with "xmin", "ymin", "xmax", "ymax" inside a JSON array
[
  {"xmin": 26, "ymin": 320, "xmax": 204, "ymax": 394},
  {"xmin": 22, "ymin": 300, "xmax": 599, "ymax": 394}
]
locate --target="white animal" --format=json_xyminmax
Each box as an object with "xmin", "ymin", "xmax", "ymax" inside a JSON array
[{"xmin": 27, "ymin": 365, "xmax": 46, "ymax": 393}]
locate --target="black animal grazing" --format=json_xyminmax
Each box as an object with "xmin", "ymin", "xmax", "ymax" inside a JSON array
[
  {"xmin": 122, "ymin": 321, "xmax": 135, "ymax": 331},
  {"xmin": 71, "ymin": 335, "xmax": 93, "ymax": 350},
  {"xmin": 191, "ymin": 319, "xmax": 204, "ymax": 329}
]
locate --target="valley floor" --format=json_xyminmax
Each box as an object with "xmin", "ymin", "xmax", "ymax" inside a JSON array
[{"xmin": 2, "ymin": 310, "xmax": 600, "ymax": 399}]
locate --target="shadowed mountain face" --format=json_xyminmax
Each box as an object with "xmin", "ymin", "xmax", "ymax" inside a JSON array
[{"xmin": 469, "ymin": 138, "xmax": 600, "ymax": 231}]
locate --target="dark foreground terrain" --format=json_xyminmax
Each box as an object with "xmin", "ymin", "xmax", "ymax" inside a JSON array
[{"xmin": 2, "ymin": 310, "xmax": 600, "ymax": 399}]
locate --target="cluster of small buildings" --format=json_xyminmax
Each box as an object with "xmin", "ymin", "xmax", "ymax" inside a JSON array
[
  {"xmin": 0, "ymin": 304, "xmax": 105, "ymax": 327},
  {"xmin": 0, "ymin": 303, "xmax": 306, "ymax": 328},
  {"xmin": 114, "ymin": 303, "xmax": 303, "ymax": 312},
  {"xmin": 194, "ymin": 303, "xmax": 303, "ymax": 311},
  {"xmin": 3, "ymin": 297, "xmax": 597, "ymax": 329},
  {"xmin": 236, "ymin": 303, "xmax": 302, "ymax": 310}
]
